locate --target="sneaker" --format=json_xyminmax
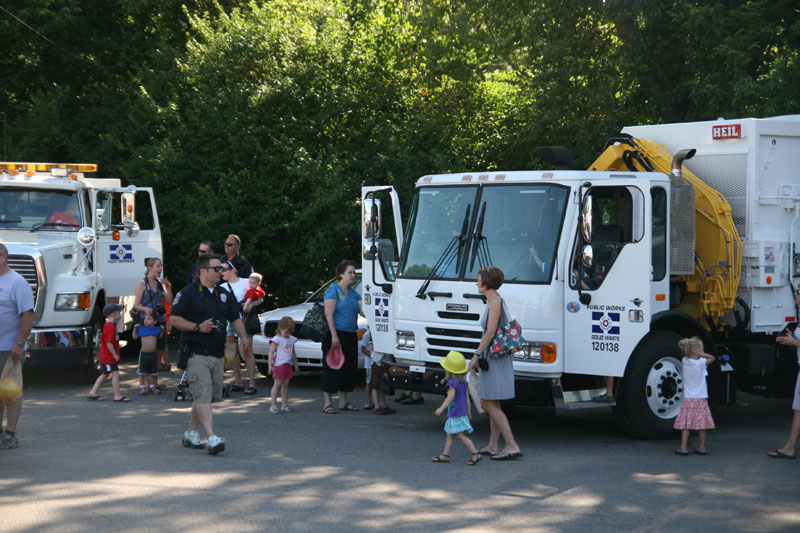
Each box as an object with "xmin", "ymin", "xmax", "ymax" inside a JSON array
[
  {"xmin": 269, "ymin": 405, "xmax": 280, "ymax": 414},
  {"xmin": 280, "ymin": 404, "xmax": 294, "ymax": 413},
  {"xmin": 148, "ymin": 387, "xmax": 161, "ymax": 395},
  {"xmin": 0, "ymin": 431, "xmax": 19, "ymax": 449},
  {"xmin": 182, "ymin": 430, "xmax": 204, "ymax": 449},
  {"xmin": 206, "ymin": 434, "xmax": 225, "ymax": 455},
  {"xmin": 373, "ymin": 407, "xmax": 388, "ymax": 415},
  {"xmin": 138, "ymin": 388, "xmax": 147, "ymax": 396},
  {"xmin": 364, "ymin": 400, "xmax": 375, "ymax": 410}
]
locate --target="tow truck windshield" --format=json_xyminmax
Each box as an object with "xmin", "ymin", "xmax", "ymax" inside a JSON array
[
  {"xmin": 0, "ymin": 189, "xmax": 83, "ymax": 231},
  {"xmin": 399, "ymin": 184, "xmax": 569, "ymax": 283}
]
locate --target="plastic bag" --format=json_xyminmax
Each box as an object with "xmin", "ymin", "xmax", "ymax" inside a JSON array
[
  {"xmin": 0, "ymin": 356, "xmax": 23, "ymax": 405},
  {"xmin": 468, "ymin": 371, "xmax": 484, "ymax": 414},
  {"xmin": 223, "ymin": 343, "xmax": 236, "ymax": 372}
]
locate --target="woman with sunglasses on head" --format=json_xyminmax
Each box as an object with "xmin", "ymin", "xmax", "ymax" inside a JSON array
[
  {"xmin": 221, "ymin": 261, "xmax": 260, "ymax": 394},
  {"xmin": 770, "ymin": 287, "xmax": 800, "ymax": 459}
]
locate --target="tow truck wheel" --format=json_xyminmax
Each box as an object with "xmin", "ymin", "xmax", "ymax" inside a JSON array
[
  {"xmin": 613, "ymin": 330, "xmax": 684, "ymax": 439},
  {"xmin": 77, "ymin": 306, "xmax": 104, "ymax": 384}
]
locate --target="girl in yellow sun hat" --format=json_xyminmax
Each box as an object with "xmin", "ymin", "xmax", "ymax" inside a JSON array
[{"xmin": 432, "ymin": 351, "xmax": 481, "ymax": 465}]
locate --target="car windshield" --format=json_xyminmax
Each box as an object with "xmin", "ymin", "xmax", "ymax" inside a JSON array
[
  {"xmin": 308, "ymin": 273, "xmax": 362, "ymax": 302},
  {"xmin": 399, "ymin": 184, "xmax": 569, "ymax": 283},
  {"xmin": 0, "ymin": 188, "xmax": 82, "ymax": 231}
]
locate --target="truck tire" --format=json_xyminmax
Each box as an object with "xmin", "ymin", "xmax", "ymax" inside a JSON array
[
  {"xmin": 78, "ymin": 306, "xmax": 104, "ymax": 384},
  {"xmin": 613, "ymin": 330, "xmax": 684, "ymax": 439},
  {"xmin": 256, "ymin": 362, "xmax": 271, "ymax": 377}
]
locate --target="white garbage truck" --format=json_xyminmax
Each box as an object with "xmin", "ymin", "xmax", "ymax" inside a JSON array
[
  {"xmin": 362, "ymin": 115, "xmax": 800, "ymax": 438},
  {"xmin": 0, "ymin": 163, "xmax": 162, "ymax": 381}
]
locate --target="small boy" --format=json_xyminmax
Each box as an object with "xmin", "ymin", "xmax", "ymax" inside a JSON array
[
  {"xmin": 87, "ymin": 304, "xmax": 131, "ymax": 402},
  {"xmin": 361, "ymin": 328, "xmax": 396, "ymax": 415},
  {"xmin": 242, "ymin": 273, "xmax": 266, "ymax": 314},
  {"xmin": 360, "ymin": 329, "xmax": 374, "ymax": 409},
  {"xmin": 134, "ymin": 311, "xmax": 165, "ymax": 395}
]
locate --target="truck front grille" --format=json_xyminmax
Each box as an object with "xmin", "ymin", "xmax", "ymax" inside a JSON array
[
  {"xmin": 8, "ymin": 254, "xmax": 38, "ymax": 302},
  {"xmin": 425, "ymin": 326, "xmax": 482, "ymax": 357}
]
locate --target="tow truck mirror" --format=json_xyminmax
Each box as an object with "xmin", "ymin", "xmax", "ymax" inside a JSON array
[
  {"xmin": 77, "ymin": 227, "xmax": 96, "ymax": 246},
  {"xmin": 121, "ymin": 191, "xmax": 135, "ymax": 225},
  {"xmin": 581, "ymin": 244, "xmax": 594, "ymax": 268}
]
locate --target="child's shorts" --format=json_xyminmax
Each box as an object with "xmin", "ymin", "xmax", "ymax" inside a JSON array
[
  {"xmin": 138, "ymin": 351, "xmax": 159, "ymax": 376},
  {"xmin": 101, "ymin": 362, "xmax": 119, "ymax": 374},
  {"xmin": 369, "ymin": 361, "xmax": 395, "ymax": 395},
  {"xmin": 273, "ymin": 364, "xmax": 293, "ymax": 380}
]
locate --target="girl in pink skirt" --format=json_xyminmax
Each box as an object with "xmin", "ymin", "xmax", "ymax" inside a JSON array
[{"xmin": 674, "ymin": 337, "xmax": 716, "ymax": 455}]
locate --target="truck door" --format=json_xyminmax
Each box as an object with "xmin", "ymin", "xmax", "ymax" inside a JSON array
[
  {"xmin": 93, "ymin": 187, "xmax": 163, "ymax": 297},
  {"xmin": 564, "ymin": 182, "xmax": 651, "ymax": 377},
  {"xmin": 361, "ymin": 186, "xmax": 404, "ymax": 355}
]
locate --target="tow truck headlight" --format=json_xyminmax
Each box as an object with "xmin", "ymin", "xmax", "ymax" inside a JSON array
[
  {"xmin": 396, "ymin": 330, "xmax": 415, "ymax": 351},
  {"xmin": 513, "ymin": 342, "xmax": 557, "ymax": 364},
  {"xmin": 55, "ymin": 292, "xmax": 91, "ymax": 311}
]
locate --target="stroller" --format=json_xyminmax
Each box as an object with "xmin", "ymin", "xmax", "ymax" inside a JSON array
[{"xmin": 173, "ymin": 370, "xmax": 231, "ymax": 401}]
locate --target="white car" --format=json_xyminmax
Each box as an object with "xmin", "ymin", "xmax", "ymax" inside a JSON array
[{"xmin": 252, "ymin": 272, "xmax": 368, "ymax": 374}]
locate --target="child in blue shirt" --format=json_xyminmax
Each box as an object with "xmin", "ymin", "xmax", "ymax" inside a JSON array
[
  {"xmin": 432, "ymin": 351, "xmax": 481, "ymax": 465},
  {"xmin": 134, "ymin": 312, "xmax": 165, "ymax": 395}
]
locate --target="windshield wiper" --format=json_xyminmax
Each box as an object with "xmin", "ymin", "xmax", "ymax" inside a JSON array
[
  {"xmin": 416, "ymin": 204, "xmax": 471, "ymax": 299},
  {"xmin": 469, "ymin": 201, "xmax": 492, "ymax": 270},
  {"xmin": 30, "ymin": 221, "xmax": 80, "ymax": 231}
]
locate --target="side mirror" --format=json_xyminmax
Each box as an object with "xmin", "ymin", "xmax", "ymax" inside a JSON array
[
  {"xmin": 126, "ymin": 221, "xmax": 140, "ymax": 238},
  {"xmin": 363, "ymin": 198, "xmax": 381, "ymax": 240},
  {"xmin": 581, "ymin": 244, "xmax": 594, "ymax": 268},
  {"xmin": 121, "ymin": 191, "xmax": 136, "ymax": 225},
  {"xmin": 77, "ymin": 227, "xmax": 96, "ymax": 246}
]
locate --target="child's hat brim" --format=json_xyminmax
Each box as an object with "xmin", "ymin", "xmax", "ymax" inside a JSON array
[{"xmin": 439, "ymin": 350, "xmax": 468, "ymax": 374}]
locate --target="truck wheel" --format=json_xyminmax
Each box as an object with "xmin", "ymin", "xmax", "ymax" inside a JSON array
[
  {"xmin": 78, "ymin": 306, "xmax": 104, "ymax": 384},
  {"xmin": 613, "ymin": 330, "xmax": 684, "ymax": 439}
]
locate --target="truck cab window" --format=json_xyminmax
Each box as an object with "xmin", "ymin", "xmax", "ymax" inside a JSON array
[
  {"xmin": 651, "ymin": 187, "xmax": 667, "ymax": 281},
  {"xmin": 572, "ymin": 185, "xmax": 643, "ymax": 290}
]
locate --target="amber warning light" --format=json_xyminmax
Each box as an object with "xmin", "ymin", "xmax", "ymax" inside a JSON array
[{"xmin": 712, "ymin": 124, "xmax": 741, "ymax": 140}]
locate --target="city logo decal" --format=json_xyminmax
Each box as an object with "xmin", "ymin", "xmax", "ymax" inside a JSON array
[
  {"xmin": 375, "ymin": 297, "xmax": 389, "ymax": 318},
  {"xmin": 108, "ymin": 244, "xmax": 134, "ymax": 263},
  {"xmin": 592, "ymin": 311, "xmax": 620, "ymax": 334}
]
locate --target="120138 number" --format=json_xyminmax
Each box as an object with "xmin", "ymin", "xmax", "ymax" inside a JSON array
[
  {"xmin": 592, "ymin": 341, "xmax": 619, "ymax": 352},
  {"xmin": 375, "ymin": 322, "xmax": 389, "ymax": 332}
]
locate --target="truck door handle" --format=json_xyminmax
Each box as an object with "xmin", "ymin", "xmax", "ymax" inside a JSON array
[
  {"xmin": 463, "ymin": 293, "xmax": 487, "ymax": 303},
  {"xmin": 427, "ymin": 292, "xmax": 452, "ymax": 301}
]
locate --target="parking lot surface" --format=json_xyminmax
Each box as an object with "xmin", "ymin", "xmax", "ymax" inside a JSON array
[{"xmin": 1, "ymin": 361, "xmax": 799, "ymax": 532}]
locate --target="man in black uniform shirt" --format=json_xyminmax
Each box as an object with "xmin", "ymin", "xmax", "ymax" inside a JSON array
[{"xmin": 170, "ymin": 253, "xmax": 249, "ymax": 454}]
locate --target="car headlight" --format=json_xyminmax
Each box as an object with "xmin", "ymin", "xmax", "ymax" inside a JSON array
[
  {"xmin": 55, "ymin": 292, "xmax": 91, "ymax": 311},
  {"xmin": 513, "ymin": 342, "xmax": 556, "ymax": 364},
  {"xmin": 396, "ymin": 330, "xmax": 415, "ymax": 351}
]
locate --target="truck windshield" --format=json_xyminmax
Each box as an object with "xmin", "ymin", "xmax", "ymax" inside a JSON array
[
  {"xmin": 0, "ymin": 189, "xmax": 82, "ymax": 231},
  {"xmin": 400, "ymin": 184, "xmax": 569, "ymax": 283}
]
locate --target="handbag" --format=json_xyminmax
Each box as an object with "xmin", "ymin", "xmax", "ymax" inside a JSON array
[
  {"xmin": 242, "ymin": 312, "xmax": 261, "ymax": 336},
  {"xmin": 478, "ymin": 352, "xmax": 490, "ymax": 371},
  {"xmin": 300, "ymin": 302, "xmax": 329, "ymax": 342},
  {"xmin": 488, "ymin": 299, "xmax": 526, "ymax": 358}
]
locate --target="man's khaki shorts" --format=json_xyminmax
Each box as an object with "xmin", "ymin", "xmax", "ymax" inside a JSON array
[{"xmin": 187, "ymin": 353, "xmax": 223, "ymax": 404}]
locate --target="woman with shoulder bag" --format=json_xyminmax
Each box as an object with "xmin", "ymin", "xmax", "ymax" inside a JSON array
[
  {"xmin": 467, "ymin": 266, "xmax": 522, "ymax": 461},
  {"xmin": 320, "ymin": 260, "xmax": 363, "ymax": 414},
  {"xmin": 134, "ymin": 257, "xmax": 173, "ymax": 377},
  {"xmin": 221, "ymin": 261, "xmax": 259, "ymax": 395}
]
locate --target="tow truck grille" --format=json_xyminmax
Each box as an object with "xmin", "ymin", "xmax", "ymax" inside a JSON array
[
  {"xmin": 8, "ymin": 255, "xmax": 38, "ymax": 302},
  {"xmin": 425, "ymin": 326, "xmax": 482, "ymax": 357}
]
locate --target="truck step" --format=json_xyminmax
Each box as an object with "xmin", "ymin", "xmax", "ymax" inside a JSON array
[{"xmin": 553, "ymin": 384, "xmax": 615, "ymax": 409}]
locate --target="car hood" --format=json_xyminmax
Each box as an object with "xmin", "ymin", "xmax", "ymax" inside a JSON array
[{"xmin": 259, "ymin": 303, "xmax": 313, "ymax": 324}]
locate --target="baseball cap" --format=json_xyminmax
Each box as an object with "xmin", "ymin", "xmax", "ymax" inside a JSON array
[{"xmin": 103, "ymin": 303, "xmax": 125, "ymax": 316}]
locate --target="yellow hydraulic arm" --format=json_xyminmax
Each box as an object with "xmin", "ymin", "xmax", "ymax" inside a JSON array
[{"xmin": 588, "ymin": 137, "xmax": 741, "ymax": 329}]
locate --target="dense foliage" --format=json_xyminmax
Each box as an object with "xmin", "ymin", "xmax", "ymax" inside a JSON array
[{"xmin": 2, "ymin": 0, "xmax": 798, "ymax": 305}]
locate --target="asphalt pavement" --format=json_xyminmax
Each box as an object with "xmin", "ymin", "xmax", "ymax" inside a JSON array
[{"xmin": 1, "ymin": 360, "xmax": 799, "ymax": 532}]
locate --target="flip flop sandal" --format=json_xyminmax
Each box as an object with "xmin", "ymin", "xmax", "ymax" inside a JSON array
[
  {"xmin": 431, "ymin": 454, "xmax": 450, "ymax": 463},
  {"xmin": 322, "ymin": 405, "xmax": 338, "ymax": 414},
  {"xmin": 767, "ymin": 450, "xmax": 796, "ymax": 459},
  {"xmin": 674, "ymin": 448, "xmax": 690, "ymax": 456},
  {"xmin": 87, "ymin": 395, "xmax": 104, "ymax": 401},
  {"xmin": 113, "ymin": 397, "xmax": 132, "ymax": 402},
  {"xmin": 478, "ymin": 447, "xmax": 496, "ymax": 456},
  {"xmin": 467, "ymin": 453, "xmax": 482, "ymax": 466},
  {"xmin": 244, "ymin": 387, "xmax": 257, "ymax": 395},
  {"xmin": 339, "ymin": 403, "xmax": 359, "ymax": 411},
  {"xmin": 491, "ymin": 451, "xmax": 523, "ymax": 461},
  {"xmin": 693, "ymin": 447, "xmax": 708, "ymax": 455}
]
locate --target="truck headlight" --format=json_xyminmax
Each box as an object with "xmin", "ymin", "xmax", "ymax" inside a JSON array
[
  {"xmin": 513, "ymin": 342, "xmax": 556, "ymax": 364},
  {"xmin": 396, "ymin": 330, "xmax": 415, "ymax": 351},
  {"xmin": 55, "ymin": 292, "xmax": 91, "ymax": 311}
]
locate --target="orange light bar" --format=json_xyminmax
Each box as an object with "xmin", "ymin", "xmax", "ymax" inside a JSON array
[
  {"xmin": 78, "ymin": 293, "xmax": 92, "ymax": 309},
  {"xmin": 0, "ymin": 162, "xmax": 98, "ymax": 173}
]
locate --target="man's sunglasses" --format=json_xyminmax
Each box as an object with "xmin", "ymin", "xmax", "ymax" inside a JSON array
[
  {"xmin": 224, "ymin": 242, "xmax": 237, "ymax": 247},
  {"xmin": 203, "ymin": 266, "xmax": 231, "ymax": 272},
  {"xmin": 198, "ymin": 249, "xmax": 211, "ymax": 254}
]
